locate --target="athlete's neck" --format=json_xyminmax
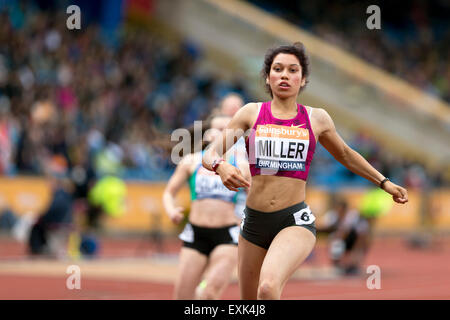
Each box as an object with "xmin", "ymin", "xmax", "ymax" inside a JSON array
[{"xmin": 271, "ymin": 96, "xmax": 298, "ymax": 115}]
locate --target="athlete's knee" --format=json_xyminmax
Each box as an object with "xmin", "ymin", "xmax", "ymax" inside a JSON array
[
  {"xmin": 200, "ymin": 286, "xmax": 220, "ymax": 300},
  {"xmin": 197, "ymin": 280, "xmax": 225, "ymax": 300},
  {"xmin": 257, "ymin": 278, "xmax": 281, "ymax": 300}
]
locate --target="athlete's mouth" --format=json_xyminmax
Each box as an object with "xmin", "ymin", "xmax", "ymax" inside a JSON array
[{"xmin": 279, "ymin": 81, "xmax": 290, "ymax": 88}]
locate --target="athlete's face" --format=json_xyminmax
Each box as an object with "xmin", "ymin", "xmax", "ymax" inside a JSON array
[
  {"xmin": 221, "ymin": 96, "xmax": 244, "ymax": 117},
  {"xmin": 211, "ymin": 116, "xmax": 231, "ymax": 132},
  {"xmin": 267, "ymin": 53, "xmax": 306, "ymax": 98},
  {"xmin": 204, "ymin": 116, "xmax": 231, "ymax": 142}
]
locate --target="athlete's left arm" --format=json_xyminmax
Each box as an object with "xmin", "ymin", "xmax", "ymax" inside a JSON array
[{"xmin": 316, "ymin": 108, "xmax": 408, "ymax": 204}]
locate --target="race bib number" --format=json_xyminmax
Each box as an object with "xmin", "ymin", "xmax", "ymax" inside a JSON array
[
  {"xmin": 293, "ymin": 207, "xmax": 316, "ymax": 226},
  {"xmin": 255, "ymin": 124, "xmax": 310, "ymax": 171}
]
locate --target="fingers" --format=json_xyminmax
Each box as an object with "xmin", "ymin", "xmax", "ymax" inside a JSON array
[
  {"xmin": 228, "ymin": 175, "xmax": 250, "ymax": 189},
  {"xmin": 398, "ymin": 187, "xmax": 408, "ymax": 202},
  {"xmin": 223, "ymin": 176, "xmax": 245, "ymax": 192},
  {"xmin": 223, "ymin": 183, "xmax": 240, "ymax": 192},
  {"xmin": 393, "ymin": 187, "xmax": 408, "ymax": 204},
  {"xmin": 383, "ymin": 182, "xmax": 408, "ymax": 205},
  {"xmin": 171, "ymin": 213, "xmax": 184, "ymax": 224},
  {"xmin": 175, "ymin": 206, "xmax": 185, "ymax": 213},
  {"xmin": 393, "ymin": 196, "xmax": 408, "ymax": 204},
  {"xmin": 170, "ymin": 208, "xmax": 185, "ymax": 224},
  {"xmin": 222, "ymin": 170, "xmax": 251, "ymax": 191},
  {"xmin": 233, "ymin": 169, "xmax": 251, "ymax": 188}
]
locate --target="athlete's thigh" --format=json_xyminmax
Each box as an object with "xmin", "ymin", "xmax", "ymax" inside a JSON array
[
  {"xmin": 174, "ymin": 247, "xmax": 208, "ymax": 299},
  {"xmin": 238, "ymin": 235, "xmax": 267, "ymax": 300},
  {"xmin": 260, "ymin": 226, "xmax": 316, "ymax": 290},
  {"xmin": 203, "ymin": 245, "xmax": 238, "ymax": 291}
]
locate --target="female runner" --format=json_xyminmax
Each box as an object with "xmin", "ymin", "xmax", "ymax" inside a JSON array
[
  {"xmin": 203, "ymin": 42, "xmax": 408, "ymax": 299},
  {"xmin": 163, "ymin": 114, "xmax": 249, "ymax": 299}
]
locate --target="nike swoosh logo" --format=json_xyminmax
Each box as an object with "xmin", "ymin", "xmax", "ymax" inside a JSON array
[{"xmin": 291, "ymin": 123, "xmax": 306, "ymax": 128}]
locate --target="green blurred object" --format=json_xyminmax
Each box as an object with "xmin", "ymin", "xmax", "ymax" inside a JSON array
[
  {"xmin": 359, "ymin": 188, "xmax": 393, "ymax": 218},
  {"xmin": 88, "ymin": 176, "xmax": 127, "ymax": 218}
]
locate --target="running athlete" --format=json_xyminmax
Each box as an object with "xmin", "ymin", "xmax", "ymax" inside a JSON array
[
  {"xmin": 320, "ymin": 196, "xmax": 371, "ymax": 275},
  {"xmin": 202, "ymin": 42, "xmax": 408, "ymax": 300},
  {"xmin": 219, "ymin": 93, "xmax": 248, "ymax": 220},
  {"xmin": 195, "ymin": 94, "xmax": 248, "ymax": 297},
  {"xmin": 322, "ymin": 189, "xmax": 393, "ymax": 275},
  {"xmin": 163, "ymin": 115, "xmax": 250, "ymax": 300}
]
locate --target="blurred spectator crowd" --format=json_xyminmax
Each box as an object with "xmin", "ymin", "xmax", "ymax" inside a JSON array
[
  {"xmin": 249, "ymin": 0, "xmax": 450, "ymax": 104},
  {"xmin": 0, "ymin": 1, "xmax": 247, "ymax": 183},
  {"xmin": 0, "ymin": 1, "xmax": 447, "ymax": 190}
]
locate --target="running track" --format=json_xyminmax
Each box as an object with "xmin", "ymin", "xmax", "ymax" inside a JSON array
[{"xmin": 0, "ymin": 235, "xmax": 448, "ymax": 300}]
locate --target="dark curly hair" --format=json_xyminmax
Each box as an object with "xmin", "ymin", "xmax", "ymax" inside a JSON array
[{"xmin": 261, "ymin": 42, "xmax": 310, "ymax": 97}]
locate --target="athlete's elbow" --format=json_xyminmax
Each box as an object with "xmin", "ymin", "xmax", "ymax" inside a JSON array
[
  {"xmin": 333, "ymin": 146, "xmax": 350, "ymax": 163},
  {"xmin": 343, "ymin": 149, "xmax": 367, "ymax": 172}
]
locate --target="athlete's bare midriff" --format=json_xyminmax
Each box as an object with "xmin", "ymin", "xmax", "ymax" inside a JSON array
[
  {"xmin": 189, "ymin": 199, "xmax": 239, "ymax": 227},
  {"xmin": 246, "ymin": 175, "xmax": 307, "ymax": 212}
]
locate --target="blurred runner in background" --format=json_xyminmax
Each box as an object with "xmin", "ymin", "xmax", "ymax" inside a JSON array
[
  {"xmin": 320, "ymin": 189, "xmax": 392, "ymax": 275},
  {"xmin": 163, "ymin": 113, "xmax": 250, "ymax": 300}
]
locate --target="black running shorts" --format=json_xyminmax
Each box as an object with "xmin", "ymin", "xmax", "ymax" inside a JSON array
[
  {"xmin": 240, "ymin": 201, "xmax": 316, "ymax": 250},
  {"xmin": 179, "ymin": 223, "xmax": 239, "ymax": 256}
]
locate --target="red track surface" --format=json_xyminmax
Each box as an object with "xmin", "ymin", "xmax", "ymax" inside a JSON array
[{"xmin": 0, "ymin": 235, "xmax": 449, "ymax": 300}]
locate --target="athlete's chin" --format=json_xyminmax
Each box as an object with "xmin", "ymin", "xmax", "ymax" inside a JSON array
[{"xmin": 274, "ymin": 90, "xmax": 296, "ymax": 99}]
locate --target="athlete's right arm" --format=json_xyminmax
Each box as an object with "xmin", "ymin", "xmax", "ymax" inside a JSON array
[
  {"xmin": 202, "ymin": 103, "xmax": 256, "ymax": 191},
  {"xmin": 316, "ymin": 108, "xmax": 408, "ymax": 204},
  {"xmin": 162, "ymin": 154, "xmax": 194, "ymax": 224}
]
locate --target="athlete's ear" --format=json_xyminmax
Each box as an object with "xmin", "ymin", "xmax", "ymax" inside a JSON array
[{"xmin": 300, "ymin": 77, "xmax": 306, "ymax": 87}]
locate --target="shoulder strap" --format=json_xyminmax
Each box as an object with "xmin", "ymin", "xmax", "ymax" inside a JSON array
[{"xmin": 257, "ymin": 102, "xmax": 265, "ymax": 116}]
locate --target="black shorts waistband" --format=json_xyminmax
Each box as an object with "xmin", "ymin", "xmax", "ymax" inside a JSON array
[
  {"xmin": 188, "ymin": 222, "xmax": 238, "ymax": 232},
  {"xmin": 245, "ymin": 201, "xmax": 307, "ymax": 216}
]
